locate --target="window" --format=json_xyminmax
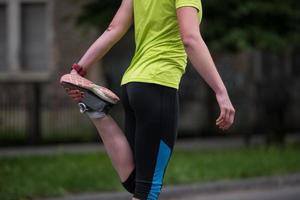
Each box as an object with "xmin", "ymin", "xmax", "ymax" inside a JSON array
[
  {"xmin": 21, "ymin": 3, "xmax": 47, "ymax": 71},
  {"xmin": 0, "ymin": 0, "xmax": 53, "ymax": 82},
  {"xmin": 0, "ymin": 4, "xmax": 7, "ymax": 72}
]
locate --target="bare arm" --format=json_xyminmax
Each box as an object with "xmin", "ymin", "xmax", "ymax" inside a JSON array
[
  {"xmin": 77, "ymin": 0, "xmax": 133, "ymax": 72},
  {"xmin": 66, "ymin": 0, "xmax": 133, "ymax": 102},
  {"xmin": 177, "ymin": 7, "xmax": 235, "ymax": 130}
]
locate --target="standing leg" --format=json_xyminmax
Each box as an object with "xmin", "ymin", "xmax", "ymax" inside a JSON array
[
  {"xmin": 120, "ymin": 85, "xmax": 138, "ymax": 193},
  {"xmin": 127, "ymin": 83, "xmax": 179, "ymax": 200}
]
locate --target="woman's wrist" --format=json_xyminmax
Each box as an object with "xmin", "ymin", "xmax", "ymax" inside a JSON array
[
  {"xmin": 70, "ymin": 69, "xmax": 78, "ymax": 74},
  {"xmin": 71, "ymin": 63, "xmax": 87, "ymax": 77},
  {"xmin": 214, "ymin": 85, "xmax": 227, "ymax": 97}
]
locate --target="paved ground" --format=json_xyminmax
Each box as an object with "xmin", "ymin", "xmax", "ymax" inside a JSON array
[
  {"xmin": 170, "ymin": 185, "xmax": 300, "ymax": 200},
  {"xmin": 43, "ymin": 173, "xmax": 300, "ymax": 200},
  {"xmin": 44, "ymin": 186, "xmax": 300, "ymax": 200}
]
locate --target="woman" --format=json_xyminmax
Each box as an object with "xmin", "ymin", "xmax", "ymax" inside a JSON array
[{"xmin": 64, "ymin": 0, "xmax": 235, "ymax": 199}]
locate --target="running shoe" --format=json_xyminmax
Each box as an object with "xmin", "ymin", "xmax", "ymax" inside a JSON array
[{"xmin": 60, "ymin": 74, "xmax": 120, "ymax": 116}]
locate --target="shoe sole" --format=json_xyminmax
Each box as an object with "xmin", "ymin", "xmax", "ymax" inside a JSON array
[
  {"xmin": 61, "ymin": 82, "xmax": 111, "ymax": 112},
  {"xmin": 60, "ymin": 74, "xmax": 120, "ymax": 104}
]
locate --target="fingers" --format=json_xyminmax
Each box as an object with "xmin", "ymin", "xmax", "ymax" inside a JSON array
[
  {"xmin": 216, "ymin": 107, "xmax": 235, "ymax": 130},
  {"xmin": 216, "ymin": 110, "xmax": 224, "ymax": 123},
  {"xmin": 225, "ymin": 109, "xmax": 235, "ymax": 129},
  {"xmin": 64, "ymin": 88, "xmax": 84, "ymax": 102},
  {"xmin": 65, "ymin": 88, "xmax": 82, "ymax": 95},
  {"xmin": 215, "ymin": 93, "xmax": 235, "ymax": 131},
  {"xmin": 216, "ymin": 110, "xmax": 225, "ymax": 127},
  {"xmin": 223, "ymin": 109, "xmax": 231, "ymax": 129},
  {"xmin": 216, "ymin": 109, "xmax": 226, "ymax": 130}
]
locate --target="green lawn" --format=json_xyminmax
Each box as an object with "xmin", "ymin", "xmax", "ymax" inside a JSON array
[{"xmin": 1, "ymin": 144, "xmax": 300, "ymax": 200}]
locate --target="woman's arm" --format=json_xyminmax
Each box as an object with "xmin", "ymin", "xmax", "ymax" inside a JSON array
[
  {"xmin": 177, "ymin": 7, "xmax": 235, "ymax": 130},
  {"xmin": 66, "ymin": 0, "xmax": 133, "ymax": 102},
  {"xmin": 76, "ymin": 0, "xmax": 133, "ymax": 72}
]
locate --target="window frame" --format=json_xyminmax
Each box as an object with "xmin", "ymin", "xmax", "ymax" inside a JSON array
[
  {"xmin": 0, "ymin": 0, "xmax": 54, "ymax": 82},
  {"xmin": 0, "ymin": 3, "xmax": 8, "ymax": 72}
]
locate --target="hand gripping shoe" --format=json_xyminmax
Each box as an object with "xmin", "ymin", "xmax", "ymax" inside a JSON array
[{"xmin": 60, "ymin": 74, "xmax": 120, "ymax": 118}]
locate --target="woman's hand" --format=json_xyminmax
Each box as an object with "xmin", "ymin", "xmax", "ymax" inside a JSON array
[
  {"xmin": 215, "ymin": 91, "xmax": 235, "ymax": 130},
  {"xmin": 64, "ymin": 70, "xmax": 84, "ymax": 103}
]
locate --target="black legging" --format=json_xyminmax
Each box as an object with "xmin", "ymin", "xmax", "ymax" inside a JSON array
[{"xmin": 121, "ymin": 82, "xmax": 179, "ymax": 200}]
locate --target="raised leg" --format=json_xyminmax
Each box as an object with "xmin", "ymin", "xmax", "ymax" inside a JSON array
[{"xmin": 91, "ymin": 116, "xmax": 135, "ymax": 182}]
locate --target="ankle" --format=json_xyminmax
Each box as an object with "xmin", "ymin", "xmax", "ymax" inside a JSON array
[{"xmin": 86, "ymin": 110, "xmax": 106, "ymax": 119}]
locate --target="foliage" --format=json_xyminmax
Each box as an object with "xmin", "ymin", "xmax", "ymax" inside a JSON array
[
  {"xmin": 76, "ymin": 0, "xmax": 121, "ymax": 28},
  {"xmin": 202, "ymin": 0, "xmax": 300, "ymax": 51},
  {"xmin": 76, "ymin": 0, "xmax": 300, "ymax": 51}
]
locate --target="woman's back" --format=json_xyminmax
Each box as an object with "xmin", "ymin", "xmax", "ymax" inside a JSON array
[{"xmin": 121, "ymin": 0, "xmax": 202, "ymax": 89}]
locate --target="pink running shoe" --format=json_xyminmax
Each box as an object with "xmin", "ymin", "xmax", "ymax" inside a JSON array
[{"xmin": 60, "ymin": 74, "xmax": 120, "ymax": 115}]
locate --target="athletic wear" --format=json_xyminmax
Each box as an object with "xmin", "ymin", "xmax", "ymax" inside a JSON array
[
  {"xmin": 122, "ymin": 169, "xmax": 136, "ymax": 194},
  {"xmin": 121, "ymin": 82, "xmax": 179, "ymax": 200},
  {"xmin": 120, "ymin": 0, "xmax": 202, "ymax": 199},
  {"xmin": 121, "ymin": 0, "xmax": 202, "ymax": 89},
  {"xmin": 60, "ymin": 74, "xmax": 120, "ymax": 104},
  {"xmin": 72, "ymin": 63, "xmax": 87, "ymax": 77},
  {"xmin": 60, "ymin": 74, "xmax": 119, "ymax": 118}
]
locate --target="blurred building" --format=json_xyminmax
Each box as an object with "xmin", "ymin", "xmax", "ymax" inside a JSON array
[
  {"xmin": 0, "ymin": 0, "xmax": 299, "ymax": 145},
  {"xmin": 0, "ymin": 0, "xmax": 101, "ymax": 144}
]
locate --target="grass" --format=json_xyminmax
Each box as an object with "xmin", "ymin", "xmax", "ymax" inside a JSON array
[{"xmin": 1, "ymin": 144, "xmax": 300, "ymax": 200}]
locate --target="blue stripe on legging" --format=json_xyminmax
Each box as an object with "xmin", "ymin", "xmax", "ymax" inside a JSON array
[{"xmin": 147, "ymin": 140, "xmax": 171, "ymax": 200}]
